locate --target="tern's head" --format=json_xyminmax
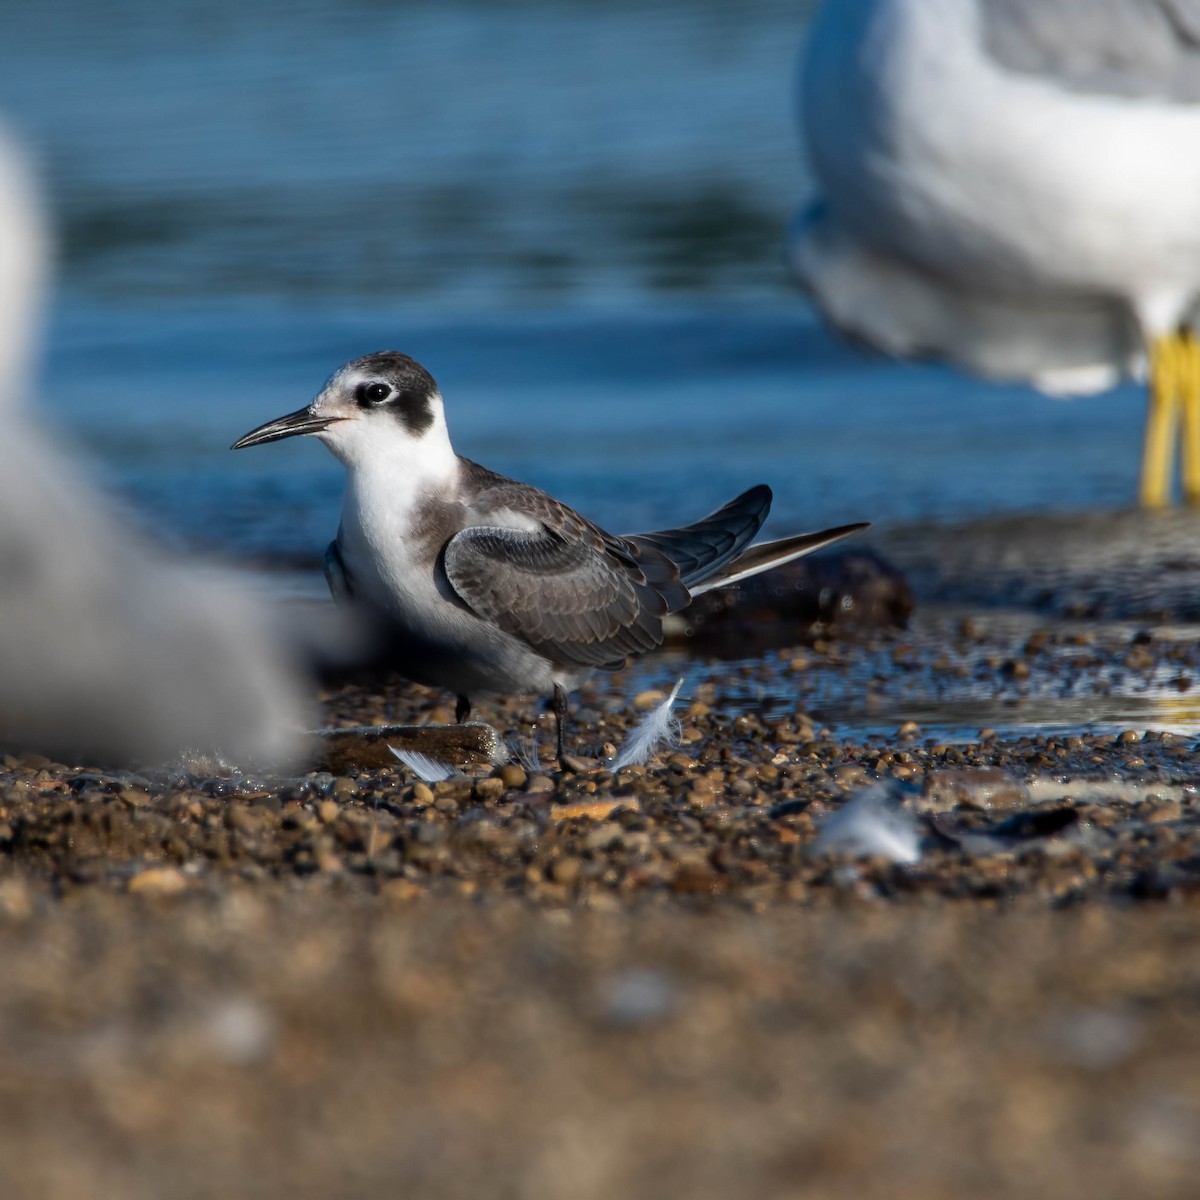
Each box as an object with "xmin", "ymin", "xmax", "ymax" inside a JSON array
[{"xmin": 231, "ymin": 351, "xmax": 449, "ymax": 468}]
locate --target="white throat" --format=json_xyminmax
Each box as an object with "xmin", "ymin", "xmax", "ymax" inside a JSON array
[{"xmin": 325, "ymin": 403, "xmax": 461, "ymax": 581}]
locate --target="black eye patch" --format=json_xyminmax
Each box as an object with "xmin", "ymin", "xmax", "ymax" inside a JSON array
[
  {"xmin": 353, "ymin": 378, "xmax": 435, "ymax": 435},
  {"xmin": 391, "ymin": 388, "xmax": 435, "ymax": 436},
  {"xmin": 355, "ymin": 381, "xmax": 392, "ymax": 406}
]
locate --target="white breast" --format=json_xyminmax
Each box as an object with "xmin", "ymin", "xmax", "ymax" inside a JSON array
[
  {"xmin": 804, "ymin": 0, "xmax": 1200, "ymax": 327},
  {"xmin": 338, "ymin": 466, "xmax": 458, "ymax": 630},
  {"xmin": 795, "ymin": 0, "xmax": 1200, "ymax": 392},
  {"xmin": 335, "ymin": 454, "xmax": 571, "ymax": 697}
]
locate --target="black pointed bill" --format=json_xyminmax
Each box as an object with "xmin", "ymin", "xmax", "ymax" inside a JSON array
[{"xmin": 231, "ymin": 406, "xmax": 341, "ymax": 450}]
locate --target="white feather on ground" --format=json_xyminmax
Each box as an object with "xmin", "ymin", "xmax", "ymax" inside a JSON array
[
  {"xmin": 610, "ymin": 679, "xmax": 684, "ymax": 771},
  {"xmin": 509, "ymin": 737, "xmax": 544, "ymax": 776},
  {"xmin": 389, "ymin": 746, "xmax": 458, "ymax": 783},
  {"xmin": 813, "ymin": 783, "xmax": 922, "ymax": 864}
]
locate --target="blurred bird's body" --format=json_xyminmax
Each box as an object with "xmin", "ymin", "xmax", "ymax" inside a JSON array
[
  {"xmin": 0, "ymin": 121, "xmax": 316, "ymax": 767},
  {"xmin": 794, "ymin": 0, "xmax": 1200, "ymax": 506},
  {"xmin": 234, "ymin": 352, "xmax": 867, "ymax": 759}
]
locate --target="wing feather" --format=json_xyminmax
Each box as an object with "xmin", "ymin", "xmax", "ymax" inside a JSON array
[
  {"xmin": 627, "ymin": 484, "xmax": 771, "ymax": 591},
  {"xmin": 443, "ymin": 525, "xmax": 666, "ymax": 671},
  {"xmin": 982, "ymin": 0, "xmax": 1200, "ymax": 102},
  {"xmin": 446, "ymin": 465, "xmax": 852, "ymax": 672}
]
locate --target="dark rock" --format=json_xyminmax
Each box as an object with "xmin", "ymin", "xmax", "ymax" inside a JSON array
[
  {"xmin": 312, "ymin": 722, "xmax": 506, "ymax": 773},
  {"xmin": 664, "ymin": 549, "xmax": 913, "ymax": 655}
]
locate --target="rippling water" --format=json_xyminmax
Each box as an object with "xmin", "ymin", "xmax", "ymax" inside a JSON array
[
  {"xmin": 2, "ymin": 0, "xmax": 1150, "ymax": 560},
  {"xmin": 3, "ymin": 0, "xmax": 815, "ymax": 309},
  {"xmin": 41, "ymin": 303, "xmax": 1147, "ymax": 561}
]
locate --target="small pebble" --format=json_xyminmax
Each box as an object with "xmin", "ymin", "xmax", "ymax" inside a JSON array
[
  {"xmin": 550, "ymin": 857, "xmax": 582, "ymax": 885},
  {"xmin": 128, "ymin": 866, "xmax": 189, "ymax": 896},
  {"xmin": 473, "ymin": 778, "xmax": 505, "ymax": 802},
  {"xmin": 598, "ymin": 968, "xmax": 680, "ymax": 1026},
  {"xmin": 498, "ymin": 764, "xmax": 528, "ymax": 790},
  {"xmin": 551, "ymin": 797, "xmax": 638, "ymax": 822}
]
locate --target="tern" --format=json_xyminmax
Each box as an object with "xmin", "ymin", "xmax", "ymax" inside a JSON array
[{"xmin": 233, "ymin": 352, "xmax": 869, "ymax": 763}]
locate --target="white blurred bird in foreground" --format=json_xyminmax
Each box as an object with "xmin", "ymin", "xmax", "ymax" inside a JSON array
[
  {"xmin": 793, "ymin": 0, "xmax": 1200, "ymax": 507},
  {"xmin": 233, "ymin": 352, "xmax": 868, "ymax": 762},
  {"xmin": 0, "ymin": 123, "xmax": 313, "ymax": 767}
]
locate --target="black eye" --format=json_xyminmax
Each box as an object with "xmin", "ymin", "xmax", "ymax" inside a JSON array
[{"xmin": 356, "ymin": 381, "xmax": 392, "ymax": 406}]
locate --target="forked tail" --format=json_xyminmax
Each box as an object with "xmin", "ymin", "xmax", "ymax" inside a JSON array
[{"xmin": 687, "ymin": 521, "xmax": 870, "ymax": 596}]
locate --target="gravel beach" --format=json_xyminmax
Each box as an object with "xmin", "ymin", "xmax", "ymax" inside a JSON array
[
  {"xmin": 4, "ymin": 513, "xmax": 1200, "ymax": 1199},
  {"xmin": 9, "ymin": 0, "xmax": 1200, "ymax": 1192}
]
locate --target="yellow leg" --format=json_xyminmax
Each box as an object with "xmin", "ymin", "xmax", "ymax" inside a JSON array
[
  {"xmin": 1180, "ymin": 332, "xmax": 1200, "ymax": 506},
  {"xmin": 1140, "ymin": 334, "xmax": 1182, "ymax": 508}
]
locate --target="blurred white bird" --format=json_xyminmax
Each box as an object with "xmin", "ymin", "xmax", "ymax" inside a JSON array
[
  {"xmin": 0, "ymin": 122, "xmax": 316, "ymax": 767},
  {"xmin": 793, "ymin": 0, "xmax": 1200, "ymax": 507}
]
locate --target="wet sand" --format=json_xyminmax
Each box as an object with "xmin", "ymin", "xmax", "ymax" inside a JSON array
[{"xmin": 4, "ymin": 512, "xmax": 1200, "ymax": 1198}]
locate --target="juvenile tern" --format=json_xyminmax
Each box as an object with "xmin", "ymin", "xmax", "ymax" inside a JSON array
[{"xmin": 233, "ymin": 351, "xmax": 868, "ymax": 762}]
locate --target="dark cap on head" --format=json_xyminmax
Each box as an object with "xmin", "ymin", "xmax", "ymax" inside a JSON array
[{"xmin": 335, "ymin": 351, "xmax": 440, "ymax": 436}]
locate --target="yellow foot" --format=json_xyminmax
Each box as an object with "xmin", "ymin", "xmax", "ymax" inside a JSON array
[
  {"xmin": 1139, "ymin": 332, "xmax": 1199, "ymax": 508},
  {"xmin": 1181, "ymin": 332, "xmax": 1200, "ymax": 506}
]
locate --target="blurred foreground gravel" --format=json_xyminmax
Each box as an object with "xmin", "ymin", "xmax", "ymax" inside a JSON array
[
  {"xmin": 0, "ymin": 889, "xmax": 1196, "ymax": 1200},
  {"xmin": 2, "ymin": 615, "xmax": 1200, "ymax": 1198}
]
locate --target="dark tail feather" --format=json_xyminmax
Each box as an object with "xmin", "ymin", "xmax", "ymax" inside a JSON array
[
  {"xmin": 689, "ymin": 522, "xmax": 870, "ymax": 596},
  {"xmin": 626, "ymin": 484, "xmax": 772, "ymax": 590}
]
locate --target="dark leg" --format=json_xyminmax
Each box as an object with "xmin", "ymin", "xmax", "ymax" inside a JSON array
[
  {"xmin": 553, "ymin": 683, "xmax": 569, "ymax": 768},
  {"xmin": 455, "ymin": 695, "xmax": 471, "ymax": 724}
]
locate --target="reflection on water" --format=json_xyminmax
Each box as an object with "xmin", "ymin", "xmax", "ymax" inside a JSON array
[
  {"xmin": 810, "ymin": 697, "xmax": 1200, "ymax": 744},
  {"xmin": 632, "ymin": 606, "xmax": 1200, "ymax": 743}
]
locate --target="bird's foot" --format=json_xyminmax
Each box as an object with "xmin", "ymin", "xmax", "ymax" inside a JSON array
[
  {"xmin": 1141, "ymin": 330, "xmax": 1200, "ymax": 507},
  {"xmin": 553, "ymin": 683, "xmax": 569, "ymax": 772},
  {"xmin": 1180, "ymin": 332, "xmax": 1200, "ymax": 506}
]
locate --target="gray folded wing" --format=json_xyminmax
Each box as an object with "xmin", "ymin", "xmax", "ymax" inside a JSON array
[
  {"xmin": 981, "ymin": 0, "xmax": 1200, "ymax": 102},
  {"xmin": 626, "ymin": 484, "xmax": 772, "ymax": 589},
  {"xmin": 446, "ymin": 481, "xmax": 791, "ymax": 670},
  {"xmin": 443, "ymin": 526, "xmax": 671, "ymax": 670}
]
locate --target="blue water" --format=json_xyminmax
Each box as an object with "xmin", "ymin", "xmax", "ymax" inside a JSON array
[
  {"xmin": 43, "ymin": 303, "xmax": 1146, "ymax": 563},
  {"xmin": 3, "ymin": 0, "xmax": 814, "ymax": 308},
  {"xmin": 3, "ymin": 0, "xmax": 1150, "ymax": 561}
]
